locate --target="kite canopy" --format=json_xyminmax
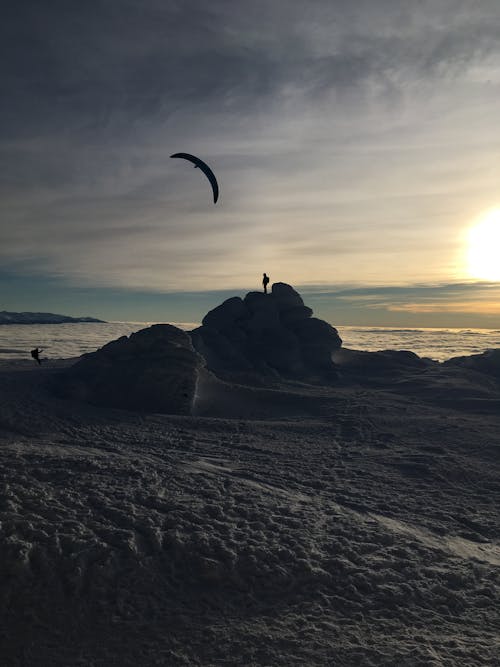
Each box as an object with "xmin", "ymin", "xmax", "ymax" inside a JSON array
[{"xmin": 170, "ymin": 153, "xmax": 219, "ymax": 204}]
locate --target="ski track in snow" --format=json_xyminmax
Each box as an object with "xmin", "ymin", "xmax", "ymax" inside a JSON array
[{"xmin": 0, "ymin": 361, "xmax": 499, "ymax": 666}]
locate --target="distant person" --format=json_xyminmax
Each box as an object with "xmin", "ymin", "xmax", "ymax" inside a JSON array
[
  {"xmin": 262, "ymin": 273, "xmax": 270, "ymax": 294},
  {"xmin": 31, "ymin": 348, "xmax": 43, "ymax": 365}
]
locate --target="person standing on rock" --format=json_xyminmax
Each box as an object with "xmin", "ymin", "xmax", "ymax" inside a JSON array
[{"xmin": 262, "ymin": 273, "xmax": 270, "ymax": 294}]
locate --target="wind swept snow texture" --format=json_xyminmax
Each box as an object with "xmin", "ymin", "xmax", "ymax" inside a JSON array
[{"xmin": 0, "ymin": 359, "xmax": 499, "ymax": 666}]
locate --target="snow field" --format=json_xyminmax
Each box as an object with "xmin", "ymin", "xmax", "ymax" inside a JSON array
[{"xmin": 0, "ymin": 365, "xmax": 499, "ymax": 665}]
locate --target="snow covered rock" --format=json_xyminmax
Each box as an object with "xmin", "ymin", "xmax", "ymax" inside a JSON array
[
  {"xmin": 270, "ymin": 282, "xmax": 305, "ymax": 310},
  {"xmin": 56, "ymin": 324, "xmax": 203, "ymax": 414},
  {"xmin": 290, "ymin": 318, "xmax": 343, "ymax": 372},
  {"xmin": 201, "ymin": 296, "xmax": 247, "ymax": 330},
  {"xmin": 189, "ymin": 327, "xmax": 253, "ymax": 373},
  {"xmin": 280, "ymin": 305, "xmax": 314, "ymax": 325},
  {"xmin": 190, "ymin": 283, "xmax": 342, "ymax": 381}
]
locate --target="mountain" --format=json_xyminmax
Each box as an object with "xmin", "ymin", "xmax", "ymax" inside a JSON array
[{"xmin": 0, "ymin": 311, "xmax": 105, "ymax": 324}]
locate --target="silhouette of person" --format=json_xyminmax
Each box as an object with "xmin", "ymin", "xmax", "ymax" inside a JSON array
[
  {"xmin": 31, "ymin": 348, "xmax": 43, "ymax": 365},
  {"xmin": 262, "ymin": 273, "xmax": 270, "ymax": 294}
]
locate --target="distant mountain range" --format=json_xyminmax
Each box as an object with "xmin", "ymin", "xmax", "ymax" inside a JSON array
[{"xmin": 0, "ymin": 311, "xmax": 105, "ymax": 325}]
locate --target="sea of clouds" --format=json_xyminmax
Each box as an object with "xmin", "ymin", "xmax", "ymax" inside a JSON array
[
  {"xmin": 340, "ymin": 325, "xmax": 500, "ymax": 362},
  {"xmin": 0, "ymin": 322, "xmax": 499, "ymax": 362}
]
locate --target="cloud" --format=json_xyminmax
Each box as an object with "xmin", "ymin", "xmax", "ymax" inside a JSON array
[
  {"xmin": 387, "ymin": 301, "xmax": 500, "ymax": 314},
  {"xmin": 2, "ymin": 1, "xmax": 500, "ymax": 296},
  {"xmin": 302, "ymin": 280, "xmax": 500, "ymax": 326},
  {"xmin": 3, "ymin": 1, "xmax": 500, "ymax": 134}
]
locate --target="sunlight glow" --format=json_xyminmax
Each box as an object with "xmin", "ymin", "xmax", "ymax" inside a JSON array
[{"xmin": 467, "ymin": 208, "xmax": 500, "ymax": 281}]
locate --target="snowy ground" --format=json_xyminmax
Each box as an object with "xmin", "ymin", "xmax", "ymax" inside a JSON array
[{"xmin": 0, "ymin": 360, "xmax": 499, "ymax": 666}]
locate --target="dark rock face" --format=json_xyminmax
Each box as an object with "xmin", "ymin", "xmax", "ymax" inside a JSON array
[
  {"xmin": 56, "ymin": 324, "xmax": 203, "ymax": 414},
  {"xmin": 190, "ymin": 283, "xmax": 342, "ymax": 380},
  {"xmin": 280, "ymin": 306, "xmax": 313, "ymax": 326},
  {"xmin": 201, "ymin": 296, "xmax": 247, "ymax": 330},
  {"xmin": 271, "ymin": 282, "xmax": 305, "ymax": 310}
]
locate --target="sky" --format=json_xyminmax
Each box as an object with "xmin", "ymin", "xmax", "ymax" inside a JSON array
[{"xmin": 1, "ymin": 0, "xmax": 500, "ymax": 327}]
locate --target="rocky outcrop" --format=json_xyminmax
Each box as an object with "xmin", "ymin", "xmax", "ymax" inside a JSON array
[
  {"xmin": 55, "ymin": 324, "xmax": 203, "ymax": 414},
  {"xmin": 190, "ymin": 283, "xmax": 342, "ymax": 380},
  {"xmin": 54, "ymin": 284, "xmax": 342, "ymax": 412}
]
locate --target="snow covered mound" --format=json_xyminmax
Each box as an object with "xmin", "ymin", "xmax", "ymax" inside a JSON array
[
  {"xmin": 55, "ymin": 324, "xmax": 204, "ymax": 414},
  {"xmin": 333, "ymin": 347, "xmax": 432, "ymax": 378},
  {"xmin": 334, "ymin": 347, "xmax": 500, "ymax": 410},
  {"xmin": 445, "ymin": 348, "xmax": 500, "ymax": 379},
  {"xmin": 190, "ymin": 282, "xmax": 342, "ymax": 381}
]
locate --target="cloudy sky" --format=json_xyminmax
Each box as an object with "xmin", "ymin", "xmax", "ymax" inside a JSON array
[{"xmin": 1, "ymin": 0, "xmax": 500, "ymax": 326}]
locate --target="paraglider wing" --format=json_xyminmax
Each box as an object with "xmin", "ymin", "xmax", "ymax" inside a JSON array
[{"xmin": 170, "ymin": 153, "xmax": 219, "ymax": 203}]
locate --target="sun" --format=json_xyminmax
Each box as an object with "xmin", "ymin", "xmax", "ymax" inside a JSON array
[{"xmin": 467, "ymin": 208, "xmax": 500, "ymax": 281}]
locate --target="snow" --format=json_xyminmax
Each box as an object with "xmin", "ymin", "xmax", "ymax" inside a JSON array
[{"xmin": 0, "ymin": 359, "xmax": 499, "ymax": 665}]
